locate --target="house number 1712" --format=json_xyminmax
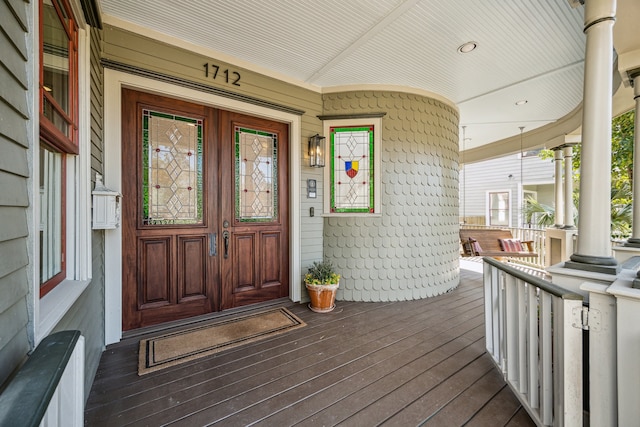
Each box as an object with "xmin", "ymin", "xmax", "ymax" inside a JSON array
[{"xmin": 203, "ymin": 63, "xmax": 241, "ymax": 86}]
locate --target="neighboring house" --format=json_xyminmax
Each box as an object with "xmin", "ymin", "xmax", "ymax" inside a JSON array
[{"xmin": 460, "ymin": 150, "xmax": 556, "ymax": 228}]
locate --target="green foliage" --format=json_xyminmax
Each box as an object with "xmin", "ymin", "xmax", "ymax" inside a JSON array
[
  {"xmin": 612, "ymin": 110, "xmax": 635, "ymax": 188},
  {"xmin": 611, "ymin": 181, "xmax": 633, "ymax": 237},
  {"xmin": 523, "ymin": 197, "xmax": 556, "ymax": 227},
  {"xmin": 305, "ymin": 260, "xmax": 340, "ymax": 285}
]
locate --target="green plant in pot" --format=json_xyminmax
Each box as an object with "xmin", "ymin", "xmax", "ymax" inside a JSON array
[{"xmin": 304, "ymin": 260, "xmax": 340, "ymax": 313}]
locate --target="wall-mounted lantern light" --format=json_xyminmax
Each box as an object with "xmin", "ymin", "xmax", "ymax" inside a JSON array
[
  {"xmin": 308, "ymin": 134, "xmax": 325, "ymax": 167},
  {"xmin": 92, "ymin": 173, "xmax": 121, "ymax": 229}
]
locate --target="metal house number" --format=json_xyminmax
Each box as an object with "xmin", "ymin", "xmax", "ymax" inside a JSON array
[{"xmin": 203, "ymin": 63, "xmax": 241, "ymax": 86}]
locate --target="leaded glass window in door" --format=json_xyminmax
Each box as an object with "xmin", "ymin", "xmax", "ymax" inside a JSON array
[
  {"xmin": 142, "ymin": 110, "xmax": 203, "ymax": 225},
  {"xmin": 235, "ymin": 127, "xmax": 278, "ymax": 222}
]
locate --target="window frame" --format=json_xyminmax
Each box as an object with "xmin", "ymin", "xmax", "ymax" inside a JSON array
[
  {"xmin": 322, "ymin": 117, "xmax": 382, "ymax": 217},
  {"xmin": 487, "ymin": 190, "xmax": 511, "ymax": 226},
  {"xmin": 38, "ymin": 0, "xmax": 79, "ymax": 297},
  {"xmin": 34, "ymin": 0, "xmax": 92, "ymax": 343},
  {"xmin": 39, "ymin": 0, "xmax": 79, "ymax": 154}
]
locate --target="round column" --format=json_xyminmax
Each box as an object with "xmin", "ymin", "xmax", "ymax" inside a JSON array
[
  {"xmin": 553, "ymin": 148, "xmax": 564, "ymax": 227},
  {"xmin": 563, "ymin": 145, "xmax": 576, "ymax": 229},
  {"xmin": 569, "ymin": 0, "xmax": 617, "ymax": 270}
]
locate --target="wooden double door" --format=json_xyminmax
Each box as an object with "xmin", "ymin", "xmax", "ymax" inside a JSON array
[{"xmin": 122, "ymin": 90, "xmax": 289, "ymax": 330}]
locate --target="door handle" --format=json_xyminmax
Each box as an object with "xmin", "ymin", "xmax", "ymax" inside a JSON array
[
  {"xmin": 209, "ymin": 233, "xmax": 217, "ymax": 257},
  {"xmin": 223, "ymin": 230, "xmax": 230, "ymax": 259}
]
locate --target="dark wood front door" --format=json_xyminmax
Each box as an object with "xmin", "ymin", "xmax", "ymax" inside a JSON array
[{"xmin": 122, "ymin": 90, "xmax": 289, "ymax": 330}]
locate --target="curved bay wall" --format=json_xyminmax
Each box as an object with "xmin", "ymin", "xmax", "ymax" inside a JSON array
[{"xmin": 323, "ymin": 91, "xmax": 460, "ymax": 301}]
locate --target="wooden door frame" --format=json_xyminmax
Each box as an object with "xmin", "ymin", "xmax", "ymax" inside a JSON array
[{"xmin": 103, "ymin": 70, "xmax": 302, "ymax": 345}]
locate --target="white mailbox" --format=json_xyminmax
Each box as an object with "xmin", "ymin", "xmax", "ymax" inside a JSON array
[{"xmin": 92, "ymin": 173, "xmax": 121, "ymax": 229}]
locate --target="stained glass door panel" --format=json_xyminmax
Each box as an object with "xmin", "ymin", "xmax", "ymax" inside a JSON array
[
  {"xmin": 143, "ymin": 110, "xmax": 203, "ymax": 225},
  {"xmin": 235, "ymin": 127, "xmax": 277, "ymax": 222}
]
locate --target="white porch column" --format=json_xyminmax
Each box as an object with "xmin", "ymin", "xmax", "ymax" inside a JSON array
[
  {"xmin": 553, "ymin": 148, "xmax": 565, "ymax": 227},
  {"xmin": 626, "ymin": 73, "xmax": 640, "ymax": 245},
  {"xmin": 563, "ymin": 145, "xmax": 576, "ymax": 229},
  {"xmin": 567, "ymin": 0, "xmax": 618, "ymax": 274}
]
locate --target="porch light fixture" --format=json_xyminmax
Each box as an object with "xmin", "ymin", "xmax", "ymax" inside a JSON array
[
  {"xmin": 308, "ymin": 134, "xmax": 325, "ymax": 167},
  {"xmin": 457, "ymin": 41, "xmax": 477, "ymax": 54}
]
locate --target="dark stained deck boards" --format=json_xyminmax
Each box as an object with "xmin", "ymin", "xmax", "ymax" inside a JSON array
[{"xmin": 85, "ymin": 269, "xmax": 535, "ymax": 426}]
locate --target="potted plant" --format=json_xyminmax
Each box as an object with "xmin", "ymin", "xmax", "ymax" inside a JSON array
[{"xmin": 304, "ymin": 260, "xmax": 340, "ymax": 313}]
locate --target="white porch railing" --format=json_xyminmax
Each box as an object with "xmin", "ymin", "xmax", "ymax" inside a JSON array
[
  {"xmin": 483, "ymin": 257, "xmax": 584, "ymax": 426},
  {"xmin": 461, "ymin": 224, "xmax": 547, "ymax": 269}
]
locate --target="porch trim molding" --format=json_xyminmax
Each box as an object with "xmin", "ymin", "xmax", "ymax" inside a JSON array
[
  {"xmin": 101, "ymin": 59, "xmax": 305, "ymax": 116},
  {"xmin": 103, "ymin": 68, "xmax": 302, "ymax": 345},
  {"xmin": 317, "ymin": 113, "xmax": 386, "ymax": 121}
]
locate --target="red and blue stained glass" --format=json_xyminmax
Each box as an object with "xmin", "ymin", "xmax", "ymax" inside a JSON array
[
  {"xmin": 330, "ymin": 125, "xmax": 374, "ymax": 213},
  {"xmin": 345, "ymin": 160, "xmax": 359, "ymax": 178}
]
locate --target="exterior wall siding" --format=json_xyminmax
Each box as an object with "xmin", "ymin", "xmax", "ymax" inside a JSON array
[
  {"xmin": 461, "ymin": 153, "xmax": 555, "ymax": 226},
  {"xmin": 0, "ymin": 0, "xmax": 31, "ymax": 386},
  {"xmin": 322, "ymin": 91, "xmax": 460, "ymax": 301},
  {"xmin": 102, "ymin": 25, "xmax": 325, "ymax": 300},
  {"xmin": 51, "ymin": 26, "xmax": 106, "ymax": 401}
]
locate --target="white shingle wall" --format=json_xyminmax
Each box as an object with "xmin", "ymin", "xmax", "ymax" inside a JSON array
[{"xmin": 322, "ymin": 91, "xmax": 460, "ymax": 302}]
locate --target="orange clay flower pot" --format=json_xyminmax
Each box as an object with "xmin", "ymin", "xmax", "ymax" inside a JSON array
[{"xmin": 305, "ymin": 282, "xmax": 339, "ymax": 313}]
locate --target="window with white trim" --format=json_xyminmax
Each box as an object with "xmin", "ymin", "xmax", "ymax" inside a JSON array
[
  {"xmin": 39, "ymin": 0, "xmax": 80, "ymax": 296},
  {"xmin": 36, "ymin": 0, "xmax": 92, "ymax": 340},
  {"xmin": 488, "ymin": 191, "xmax": 510, "ymax": 226},
  {"xmin": 323, "ymin": 117, "xmax": 382, "ymax": 216}
]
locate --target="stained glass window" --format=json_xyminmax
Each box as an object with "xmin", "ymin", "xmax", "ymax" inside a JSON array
[
  {"xmin": 330, "ymin": 125, "xmax": 375, "ymax": 213},
  {"xmin": 235, "ymin": 127, "xmax": 278, "ymax": 222},
  {"xmin": 142, "ymin": 110, "xmax": 203, "ymax": 225}
]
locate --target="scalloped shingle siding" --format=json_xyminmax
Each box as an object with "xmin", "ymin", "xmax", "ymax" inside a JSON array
[{"xmin": 323, "ymin": 91, "xmax": 459, "ymax": 301}]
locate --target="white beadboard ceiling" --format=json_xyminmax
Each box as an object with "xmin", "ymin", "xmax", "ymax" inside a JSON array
[{"xmin": 99, "ymin": 0, "xmax": 640, "ymax": 154}]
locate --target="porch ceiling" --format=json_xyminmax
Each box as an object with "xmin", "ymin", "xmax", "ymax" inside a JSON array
[{"xmin": 98, "ymin": 0, "xmax": 640, "ymax": 159}]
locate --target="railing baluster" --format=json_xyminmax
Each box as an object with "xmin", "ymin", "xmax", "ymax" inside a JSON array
[
  {"xmin": 558, "ymin": 298, "xmax": 583, "ymax": 426},
  {"xmin": 498, "ymin": 271, "xmax": 507, "ymax": 373},
  {"xmin": 517, "ymin": 280, "xmax": 528, "ymax": 394},
  {"xmin": 527, "ymin": 284, "xmax": 539, "ymax": 410},
  {"xmin": 483, "ymin": 262, "xmax": 494, "ymax": 357},
  {"xmin": 505, "ymin": 274, "xmax": 518, "ymax": 384},
  {"xmin": 540, "ymin": 290, "xmax": 553, "ymax": 425}
]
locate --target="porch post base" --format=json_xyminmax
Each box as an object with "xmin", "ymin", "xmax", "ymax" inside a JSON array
[
  {"xmin": 623, "ymin": 237, "xmax": 640, "ymax": 248},
  {"xmin": 565, "ymin": 253, "xmax": 620, "ymax": 275}
]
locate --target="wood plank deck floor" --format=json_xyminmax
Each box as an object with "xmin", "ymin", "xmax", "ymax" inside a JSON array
[{"xmin": 85, "ymin": 269, "xmax": 535, "ymax": 426}]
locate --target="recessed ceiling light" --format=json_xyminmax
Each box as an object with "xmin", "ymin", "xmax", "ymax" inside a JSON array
[
  {"xmin": 515, "ymin": 99, "xmax": 528, "ymax": 105},
  {"xmin": 457, "ymin": 42, "xmax": 478, "ymax": 54}
]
